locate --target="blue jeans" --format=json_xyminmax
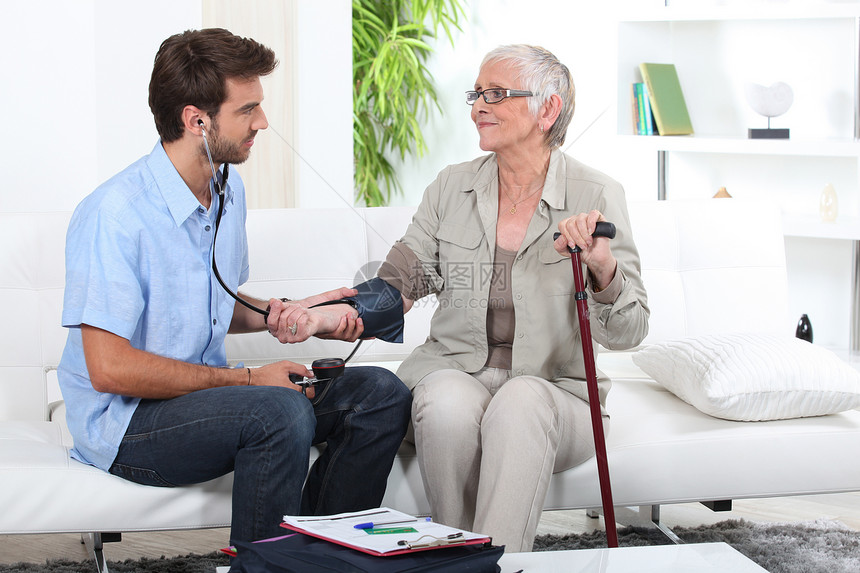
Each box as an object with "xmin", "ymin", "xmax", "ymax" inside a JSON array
[{"xmin": 109, "ymin": 366, "xmax": 411, "ymax": 544}]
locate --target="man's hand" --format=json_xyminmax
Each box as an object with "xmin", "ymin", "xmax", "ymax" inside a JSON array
[
  {"xmin": 251, "ymin": 360, "xmax": 317, "ymax": 399},
  {"xmin": 266, "ymin": 299, "xmax": 315, "ymax": 343}
]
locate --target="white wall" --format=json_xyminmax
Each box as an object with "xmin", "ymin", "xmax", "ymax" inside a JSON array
[
  {"xmin": 293, "ymin": 0, "xmax": 354, "ymax": 209},
  {"xmin": 0, "ymin": 0, "xmax": 354, "ymax": 213},
  {"xmin": 0, "ymin": 0, "xmax": 202, "ymax": 214}
]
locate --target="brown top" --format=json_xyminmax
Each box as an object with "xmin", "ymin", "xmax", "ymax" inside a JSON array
[{"xmin": 485, "ymin": 246, "xmax": 516, "ymax": 369}]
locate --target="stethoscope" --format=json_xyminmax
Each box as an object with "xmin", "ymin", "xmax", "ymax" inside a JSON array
[{"xmin": 198, "ymin": 118, "xmax": 358, "ymax": 383}]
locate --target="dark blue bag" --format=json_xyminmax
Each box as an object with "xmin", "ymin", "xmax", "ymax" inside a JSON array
[{"xmin": 229, "ymin": 532, "xmax": 503, "ymax": 573}]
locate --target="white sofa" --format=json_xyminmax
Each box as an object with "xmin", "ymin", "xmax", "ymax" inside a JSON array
[{"xmin": 2, "ymin": 199, "xmax": 859, "ymax": 567}]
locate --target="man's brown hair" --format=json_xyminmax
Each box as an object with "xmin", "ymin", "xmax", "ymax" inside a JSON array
[{"xmin": 149, "ymin": 28, "xmax": 278, "ymax": 143}]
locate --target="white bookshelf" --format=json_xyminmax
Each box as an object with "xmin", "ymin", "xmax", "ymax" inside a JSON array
[
  {"xmin": 616, "ymin": 2, "xmax": 860, "ymax": 350},
  {"xmin": 616, "ymin": 134, "xmax": 860, "ymax": 158},
  {"xmin": 783, "ymin": 213, "xmax": 860, "ymax": 240}
]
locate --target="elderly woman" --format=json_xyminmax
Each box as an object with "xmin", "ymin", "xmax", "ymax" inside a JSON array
[{"xmin": 377, "ymin": 45, "xmax": 649, "ymax": 552}]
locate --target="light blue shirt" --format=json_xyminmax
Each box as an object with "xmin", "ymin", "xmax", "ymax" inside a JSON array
[{"xmin": 58, "ymin": 141, "xmax": 249, "ymax": 470}]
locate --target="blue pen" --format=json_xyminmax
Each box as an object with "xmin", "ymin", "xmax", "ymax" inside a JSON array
[{"xmin": 354, "ymin": 517, "xmax": 431, "ymax": 529}]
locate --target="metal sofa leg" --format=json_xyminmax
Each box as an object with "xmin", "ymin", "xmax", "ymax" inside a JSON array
[
  {"xmin": 607, "ymin": 501, "xmax": 732, "ymax": 545},
  {"xmin": 81, "ymin": 532, "xmax": 121, "ymax": 573},
  {"xmin": 649, "ymin": 505, "xmax": 682, "ymax": 544},
  {"xmin": 611, "ymin": 505, "xmax": 683, "ymax": 544}
]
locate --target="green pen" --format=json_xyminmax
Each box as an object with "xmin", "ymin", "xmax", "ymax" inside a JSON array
[{"xmin": 364, "ymin": 526, "xmax": 418, "ymax": 535}]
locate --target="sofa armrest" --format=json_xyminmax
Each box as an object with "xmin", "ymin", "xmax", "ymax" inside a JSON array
[{"xmin": 47, "ymin": 400, "xmax": 74, "ymax": 448}]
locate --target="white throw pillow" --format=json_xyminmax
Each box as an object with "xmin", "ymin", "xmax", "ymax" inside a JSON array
[{"xmin": 631, "ymin": 333, "xmax": 860, "ymax": 421}]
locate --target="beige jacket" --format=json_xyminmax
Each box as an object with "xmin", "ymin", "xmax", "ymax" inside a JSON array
[{"xmin": 392, "ymin": 150, "xmax": 649, "ymax": 410}]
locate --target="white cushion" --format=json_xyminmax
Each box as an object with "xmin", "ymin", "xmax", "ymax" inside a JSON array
[
  {"xmin": 632, "ymin": 333, "xmax": 860, "ymax": 421},
  {"xmin": 627, "ymin": 200, "xmax": 790, "ymax": 344}
]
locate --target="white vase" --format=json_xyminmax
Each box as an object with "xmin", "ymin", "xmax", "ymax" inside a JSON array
[{"xmin": 819, "ymin": 183, "xmax": 838, "ymax": 222}]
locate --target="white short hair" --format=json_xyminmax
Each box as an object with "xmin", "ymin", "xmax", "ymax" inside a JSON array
[{"xmin": 481, "ymin": 44, "xmax": 575, "ymax": 149}]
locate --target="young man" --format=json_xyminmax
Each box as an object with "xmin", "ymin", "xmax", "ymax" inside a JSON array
[{"xmin": 57, "ymin": 28, "xmax": 411, "ymax": 545}]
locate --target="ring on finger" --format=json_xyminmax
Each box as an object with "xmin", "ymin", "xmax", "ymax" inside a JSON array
[{"xmin": 289, "ymin": 323, "xmax": 298, "ymax": 336}]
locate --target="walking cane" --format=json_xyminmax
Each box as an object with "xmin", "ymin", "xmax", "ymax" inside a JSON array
[{"xmin": 554, "ymin": 223, "xmax": 619, "ymax": 548}]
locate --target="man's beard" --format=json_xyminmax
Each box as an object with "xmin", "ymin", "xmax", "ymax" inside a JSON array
[{"xmin": 206, "ymin": 124, "xmax": 255, "ymax": 165}]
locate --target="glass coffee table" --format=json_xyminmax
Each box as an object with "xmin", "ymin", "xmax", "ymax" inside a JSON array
[{"xmin": 499, "ymin": 542, "xmax": 767, "ymax": 572}]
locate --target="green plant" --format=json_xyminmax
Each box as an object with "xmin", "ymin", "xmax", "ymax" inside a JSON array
[{"xmin": 353, "ymin": 0, "xmax": 465, "ymax": 206}]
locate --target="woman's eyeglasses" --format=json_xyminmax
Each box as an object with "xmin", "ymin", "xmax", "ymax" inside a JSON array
[{"xmin": 465, "ymin": 88, "xmax": 533, "ymax": 105}]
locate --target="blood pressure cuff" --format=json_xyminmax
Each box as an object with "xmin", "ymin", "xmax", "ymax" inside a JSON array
[{"xmin": 312, "ymin": 277, "xmax": 404, "ymax": 343}]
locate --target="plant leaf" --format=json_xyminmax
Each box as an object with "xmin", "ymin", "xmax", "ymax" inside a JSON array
[{"xmin": 353, "ymin": 0, "xmax": 465, "ymax": 206}]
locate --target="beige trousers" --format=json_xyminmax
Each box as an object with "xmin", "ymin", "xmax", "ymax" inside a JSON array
[{"xmin": 411, "ymin": 367, "xmax": 605, "ymax": 553}]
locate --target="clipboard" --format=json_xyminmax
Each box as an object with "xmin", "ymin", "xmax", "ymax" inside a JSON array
[{"xmin": 279, "ymin": 507, "xmax": 492, "ymax": 557}]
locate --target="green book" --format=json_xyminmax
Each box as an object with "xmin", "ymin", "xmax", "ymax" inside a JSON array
[{"xmin": 638, "ymin": 63, "xmax": 693, "ymax": 135}]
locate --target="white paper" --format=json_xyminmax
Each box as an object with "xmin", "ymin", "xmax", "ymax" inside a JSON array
[{"xmin": 282, "ymin": 507, "xmax": 489, "ymax": 555}]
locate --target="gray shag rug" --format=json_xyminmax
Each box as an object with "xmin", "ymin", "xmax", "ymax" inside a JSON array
[
  {"xmin": 2, "ymin": 519, "xmax": 857, "ymax": 572},
  {"xmin": 534, "ymin": 518, "xmax": 860, "ymax": 573}
]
